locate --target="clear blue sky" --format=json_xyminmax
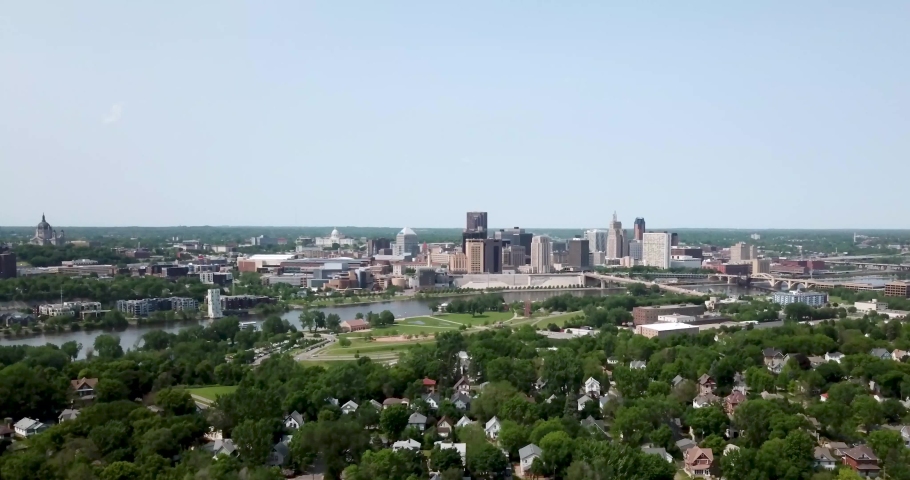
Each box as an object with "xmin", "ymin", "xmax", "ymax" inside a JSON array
[{"xmin": 2, "ymin": 2, "xmax": 908, "ymax": 229}]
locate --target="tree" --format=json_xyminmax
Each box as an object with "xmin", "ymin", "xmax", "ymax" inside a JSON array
[
  {"xmin": 379, "ymin": 310, "xmax": 395, "ymax": 326},
  {"xmin": 430, "ymin": 445, "xmax": 464, "ymax": 472},
  {"xmin": 612, "ymin": 406, "xmax": 652, "ymax": 445},
  {"xmin": 155, "ymin": 387, "xmax": 196, "ymax": 416},
  {"xmin": 380, "ymin": 404, "xmax": 410, "ymax": 440},
  {"xmin": 232, "ymin": 419, "xmax": 277, "ymax": 466},
  {"xmin": 466, "ymin": 442, "xmax": 508, "ymax": 480},
  {"xmin": 96, "ymin": 379, "xmax": 131, "ymax": 402},
  {"xmin": 299, "ymin": 310, "xmax": 315, "ymax": 331},
  {"xmin": 734, "ymin": 400, "xmax": 778, "ymax": 448},
  {"xmin": 94, "ymin": 334, "xmax": 124, "ymax": 359},
  {"xmin": 61, "ymin": 340, "xmax": 82, "ymax": 360},
  {"xmin": 539, "ymin": 431, "xmax": 574, "ymax": 477},
  {"xmin": 101, "ymin": 461, "xmax": 141, "ymax": 480},
  {"xmin": 497, "ymin": 421, "xmax": 529, "ymax": 459},
  {"xmin": 852, "ymin": 395, "xmax": 883, "ymax": 431},
  {"xmin": 313, "ymin": 311, "xmax": 327, "ymax": 330},
  {"xmin": 326, "ymin": 313, "xmax": 341, "ymax": 332},
  {"xmin": 784, "ymin": 303, "xmax": 814, "ymax": 322},
  {"xmin": 686, "ymin": 406, "xmax": 730, "ymax": 439},
  {"xmin": 542, "ymin": 349, "xmax": 583, "ymax": 395}
]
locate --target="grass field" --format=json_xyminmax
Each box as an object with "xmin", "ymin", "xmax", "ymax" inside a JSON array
[
  {"xmin": 537, "ymin": 311, "xmax": 584, "ymax": 327},
  {"xmin": 188, "ymin": 385, "xmax": 237, "ymax": 401},
  {"xmin": 435, "ymin": 311, "xmax": 514, "ymax": 326},
  {"xmin": 400, "ymin": 316, "xmax": 460, "ymax": 328},
  {"xmin": 341, "ymin": 324, "xmax": 449, "ymax": 338},
  {"xmin": 324, "ymin": 339, "xmax": 435, "ymax": 355}
]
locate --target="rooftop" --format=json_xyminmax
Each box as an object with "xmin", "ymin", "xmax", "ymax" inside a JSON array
[{"xmin": 640, "ymin": 322, "xmax": 700, "ymax": 331}]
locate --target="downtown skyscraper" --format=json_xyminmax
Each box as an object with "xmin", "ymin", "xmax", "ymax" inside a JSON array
[{"xmin": 606, "ymin": 212, "xmax": 625, "ymax": 259}]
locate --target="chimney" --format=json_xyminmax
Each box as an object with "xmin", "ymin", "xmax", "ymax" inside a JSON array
[{"xmin": 4, "ymin": 418, "xmax": 11, "ymax": 428}]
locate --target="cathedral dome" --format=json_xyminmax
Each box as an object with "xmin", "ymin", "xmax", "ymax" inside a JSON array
[
  {"xmin": 37, "ymin": 214, "xmax": 51, "ymax": 230},
  {"xmin": 330, "ymin": 228, "xmax": 340, "ymax": 237}
]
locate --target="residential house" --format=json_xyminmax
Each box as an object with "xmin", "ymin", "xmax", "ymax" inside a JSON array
[
  {"xmin": 684, "ymin": 447, "xmax": 714, "ymax": 478},
  {"xmin": 453, "ymin": 375, "xmax": 472, "ymax": 394},
  {"xmin": 267, "ymin": 437, "xmax": 292, "ymax": 467},
  {"xmin": 826, "ymin": 442, "xmax": 850, "ymax": 456},
  {"xmin": 766, "ymin": 358, "xmax": 786, "ymax": 374},
  {"xmin": 485, "ymin": 417, "xmax": 502, "ymax": 440},
  {"xmin": 392, "ymin": 439, "xmax": 422, "ymax": 451},
  {"xmin": 841, "ymin": 445, "xmax": 881, "ymax": 478},
  {"xmin": 693, "ymin": 393, "xmax": 721, "ymax": 409},
  {"xmin": 13, "ymin": 418, "xmax": 46, "ymax": 438},
  {"xmin": 893, "ymin": 350, "xmax": 909, "ymax": 362},
  {"xmin": 676, "ymin": 438, "xmax": 697, "ymax": 453},
  {"xmin": 584, "ymin": 377, "xmax": 602, "ymax": 397},
  {"xmin": 457, "ymin": 350, "xmax": 471, "ymax": 375},
  {"xmin": 825, "ymin": 352, "xmax": 845, "ymax": 363},
  {"xmin": 899, "ymin": 426, "xmax": 910, "ymax": 447},
  {"xmin": 58, "ymin": 409, "xmax": 80, "ymax": 423},
  {"xmin": 641, "ymin": 446, "xmax": 673, "ymax": 463},
  {"xmin": 422, "ymin": 378, "xmax": 437, "ymax": 393},
  {"xmin": 814, "ymin": 447, "xmax": 837, "ymax": 470},
  {"xmin": 70, "ymin": 377, "xmax": 99, "ymax": 400},
  {"xmin": 325, "ymin": 397, "xmax": 339, "ymax": 406},
  {"xmin": 820, "ymin": 393, "xmax": 829, "ymax": 402},
  {"xmin": 368, "ymin": 399, "xmax": 383, "ymax": 411},
  {"xmin": 209, "ymin": 438, "xmax": 238, "ymax": 458},
  {"xmin": 451, "ymin": 392, "xmax": 472, "ymax": 411},
  {"xmin": 762, "ymin": 348, "xmax": 783, "ymax": 365},
  {"xmin": 784, "ymin": 353, "xmax": 811, "ymax": 370},
  {"xmin": 724, "ymin": 391, "xmax": 746, "ymax": 415},
  {"xmin": 0, "ymin": 424, "xmax": 13, "ymax": 440},
  {"xmin": 382, "ymin": 398, "xmax": 410, "ymax": 409},
  {"xmin": 630, "ymin": 360, "xmax": 647, "ymax": 370},
  {"xmin": 408, "ymin": 412, "xmax": 427, "ymax": 431},
  {"xmin": 671, "ymin": 375, "xmax": 685, "ymax": 388},
  {"xmin": 870, "ymin": 348, "xmax": 891, "ymax": 361},
  {"xmin": 519, "ymin": 444, "xmax": 542, "ymax": 477},
  {"xmin": 808, "ymin": 356, "xmax": 826, "ymax": 369},
  {"xmin": 341, "ymin": 400, "xmax": 359, "ymax": 414},
  {"xmin": 147, "ymin": 405, "xmax": 164, "ymax": 415},
  {"xmin": 607, "ymin": 357, "xmax": 619, "ymax": 365},
  {"xmin": 285, "ymin": 411, "xmax": 304, "ymax": 429},
  {"xmin": 422, "ymin": 393, "xmax": 441, "ymax": 410},
  {"xmin": 580, "ymin": 415, "xmax": 605, "ymax": 433},
  {"xmin": 437, "ymin": 417, "xmax": 454, "ymax": 438},
  {"xmin": 455, "ymin": 416, "xmax": 474, "ymax": 428},
  {"xmin": 760, "ymin": 391, "xmax": 783, "ymax": 400},
  {"xmin": 599, "ymin": 391, "xmax": 620, "ymax": 411},
  {"xmin": 697, "ymin": 374, "xmax": 716, "ymax": 395},
  {"xmin": 732, "ymin": 372, "xmax": 748, "ymax": 394},
  {"xmin": 533, "ymin": 377, "xmax": 547, "ymax": 392},
  {"xmin": 577, "ymin": 394, "xmax": 594, "ymax": 412}
]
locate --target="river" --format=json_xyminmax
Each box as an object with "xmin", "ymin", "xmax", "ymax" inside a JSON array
[{"xmin": 0, "ymin": 288, "xmax": 619, "ymax": 355}]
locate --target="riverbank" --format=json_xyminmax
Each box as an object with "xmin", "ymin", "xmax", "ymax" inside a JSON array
[
  {"xmin": 0, "ymin": 316, "xmax": 203, "ymax": 340},
  {"xmin": 290, "ymin": 287, "xmax": 616, "ymax": 309}
]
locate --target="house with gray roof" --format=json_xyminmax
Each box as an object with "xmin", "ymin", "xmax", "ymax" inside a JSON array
[
  {"xmin": 408, "ymin": 412, "xmax": 427, "ymax": 431},
  {"xmin": 519, "ymin": 444, "xmax": 542, "ymax": 476},
  {"xmin": 642, "ymin": 446, "xmax": 673, "ymax": 463}
]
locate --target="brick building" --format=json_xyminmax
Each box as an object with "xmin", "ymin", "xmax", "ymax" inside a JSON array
[{"xmin": 632, "ymin": 304, "xmax": 707, "ymax": 326}]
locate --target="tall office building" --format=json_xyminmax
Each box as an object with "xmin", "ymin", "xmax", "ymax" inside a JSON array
[
  {"xmin": 206, "ymin": 289, "xmax": 223, "ymax": 319},
  {"xmin": 466, "ymin": 239, "xmax": 502, "ymax": 274},
  {"xmin": 495, "ymin": 227, "xmax": 533, "ymax": 265},
  {"xmin": 642, "ymin": 232, "xmax": 671, "ymax": 269},
  {"xmin": 752, "ymin": 258, "xmax": 771, "ymax": 274},
  {"xmin": 606, "ymin": 212, "xmax": 625, "ymax": 259},
  {"xmin": 531, "ymin": 236, "xmax": 553, "ymax": 273},
  {"xmin": 568, "ymin": 238, "xmax": 591, "ymax": 269},
  {"xmin": 503, "ymin": 245, "xmax": 526, "ymax": 268},
  {"xmin": 585, "ymin": 229, "xmax": 608, "ymax": 253},
  {"xmin": 670, "ymin": 233, "xmax": 679, "ymax": 247},
  {"xmin": 465, "ymin": 212, "xmax": 488, "ymax": 232},
  {"xmin": 394, "ymin": 227, "xmax": 420, "ymax": 257},
  {"xmin": 0, "ymin": 252, "xmax": 17, "ymax": 279},
  {"xmin": 633, "ymin": 218, "xmax": 646, "ymax": 241},
  {"xmin": 366, "ymin": 238, "xmax": 392, "ymax": 257},
  {"xmin": 730, "ymin": 242, "xmax": 752, "ymax": 263},
  {"xmin": 627, "ymin": 240, "xmax": 643, "ymax": 261}
]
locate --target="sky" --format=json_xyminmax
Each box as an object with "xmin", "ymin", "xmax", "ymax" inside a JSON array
[{"xmin": 2, "ymin": 2, "xmax": 908, "ymax": 229}]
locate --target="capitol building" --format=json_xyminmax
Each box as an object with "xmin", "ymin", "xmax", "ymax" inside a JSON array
[
  {"xmin": 30, "ymin": 213, "xmax": 66, "ymax": 246},
  {"xmin": 314, "ymin": 228, "xmax": 356, "ymax": 247}
]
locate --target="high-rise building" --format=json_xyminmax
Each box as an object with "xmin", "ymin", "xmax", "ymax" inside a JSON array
[
  {"xmin": 494, "ymin": 227, "xmax": 533, "ymax": 265},
  {"xmin": 627, "ymin": 240, "xmax": 643, "ymax": 261},
  {"xmin": 465, "ymin": 239, "xmax": 502, "ymax": 274},
  {"xmin": 752, "ymin": 258, "xmax": 771, "ymax": 274},
  {"xmin": 531, "ymin": 236, "xmax": 553, "ymax": 274},
  {"xmin": 206, "ymin": 289, "xmax": 223, "ymax": 319},
  {"xmin": 0, "ymin": 252, "xmax": 16, "ymax": 279},
  {"xmin": 642, "ymin": 232, "xmax": 671, "ymax": 269},
  {"xmin": 730, "ymin": 242, "xmax": 752, "ymax": 263},
  {"xmin": 670, "ymin": 233, "xmax": 679, "ymax": 247},
  {"xmin": 606, "ymin": 212, "xmax": 624, "ymax": 259},
  {"xmin": 394, "ymin": 227, "xmax": 420, "ymax": 257},
  {"xmin": 633, "ymin": 218, "xmax": 646, "ymax": 241},
  {"xmin": 367, "ymin": 238, "xmax": 392, "ymax": 257},
  {"xmin": 585, "ymin": 229, "xmax": 608, "ymax": 253},
  {"xmin": 461, "ymin": 230, "xmax": 487, "ymax": 253},
  {"xmin": 465, "ymin": 212, "xmax": 488, "ymax": 232},
  {"xmin": 568, "ymin": 238, "xmax": 591, "ymax": 269},
  {"xmin": 502, "ymin": 245, "xmax": 526, "ymax": 269}
]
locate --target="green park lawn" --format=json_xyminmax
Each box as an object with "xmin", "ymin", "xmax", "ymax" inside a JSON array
[
  {"xmin": 341, "ymin": 324, "xmax": 451, "ymax": 339},
  {"xmin": 435, "ymin": 311, "xmax": 514, "ymax": 326},
  {"xmin": 324, "ymin": 339, "xmax": 435, "ymax": 355},
  {"xmin": 400, "ymin": 316, "xmax": 460, "ymax": 328},
  {"xmin": 537, "ymin": 311, "xmax": 585, "ymax": 328},
  {"xmin": 188, "ymin": 385, "xmax": 237, "ymax": 402}
]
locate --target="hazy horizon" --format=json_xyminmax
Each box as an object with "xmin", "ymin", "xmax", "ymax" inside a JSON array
[{"xmin": 3, "ymin": 2, "xmax": 908, "ymax": 228}]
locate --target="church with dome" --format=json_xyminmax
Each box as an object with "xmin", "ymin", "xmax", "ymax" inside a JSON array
[{"xmin": 30, "ymin": 214, "xmax": 66, "ymax": 246}]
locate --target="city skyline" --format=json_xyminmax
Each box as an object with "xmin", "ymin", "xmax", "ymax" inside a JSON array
[{"xmin": 2, "ymin": 3, "xmax": 909, "ymax": 228}]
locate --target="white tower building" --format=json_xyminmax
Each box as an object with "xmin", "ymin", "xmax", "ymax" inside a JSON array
[
  {"xmin": 531, "ymin": 235, "xmax": 553, "ymax": 274},
  {"xmin": 206, "ymin": 289, "xmax": 223, "ymax": 319},
  {"xmin": 642, "ymin": 233, "xmax": 671, "ymax": 269}
]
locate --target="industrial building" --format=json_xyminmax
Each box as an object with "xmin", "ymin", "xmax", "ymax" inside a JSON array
[
  {"xmin": 636, "ymin": 322, "xmax": 700, "ymax": 339},
  {"xmin": 771, "ymin": 290, "xmax": 828, "ymax": 307},
  {"xmin": 632, "ymin": 304, "xmax": 707, "ymax": 325}
]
